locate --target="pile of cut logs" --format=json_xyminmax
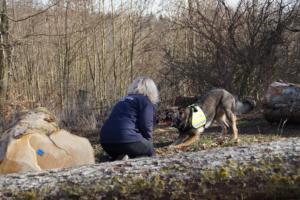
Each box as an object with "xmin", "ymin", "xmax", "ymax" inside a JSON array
[{"xmin": 263, "ymin": 81, "xmax": 300, "ymax": 123}]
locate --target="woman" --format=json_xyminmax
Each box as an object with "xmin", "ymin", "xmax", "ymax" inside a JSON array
[{"xmin": 100, "ymin": 76, "xmax": 159, "ymax": 161}]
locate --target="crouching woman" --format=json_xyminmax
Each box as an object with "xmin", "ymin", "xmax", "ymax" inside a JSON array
[{"xmin": 100, "ymin": 76, "xmax": 159, "ymax": 161}]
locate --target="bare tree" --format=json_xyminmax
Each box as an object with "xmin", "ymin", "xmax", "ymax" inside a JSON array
[{"xmin": 163, "ymin": 0, "xmax": 300, "ymax": 99}]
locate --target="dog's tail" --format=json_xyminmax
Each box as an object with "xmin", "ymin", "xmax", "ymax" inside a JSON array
[{"xmin": 235, "ymin": 98, "xmax": 256, "ymax": 115}]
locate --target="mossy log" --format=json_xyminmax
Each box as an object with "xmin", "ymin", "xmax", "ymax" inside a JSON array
[
  {"xmin": 0, "ymin": 138, "xmax": 299, "ymax": 199},
  {"xmin": 264, "ymin": 81, "xmax": 300, "ymax": 123}
]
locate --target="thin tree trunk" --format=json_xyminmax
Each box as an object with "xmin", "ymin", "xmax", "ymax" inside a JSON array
[
  {"xmin": 119, "ymin": 0, "xmax": 124, "ymax": 97},
  {"xmin": 62, "ymin": 0, "xmax": 70, "ymax": 109},
  {"xmin": 110, "ymin": 0, "xmax": 117, "ymax": 96},
  {"xmin": 100, "ymin": 0, "xmax": 107, "ymax": 102},
  {"xmin": 129, "ymin": 0, "xmax": 134, "ymax": 82},
  {"xmin": 0, "ymin": 0, "xmax": 9, "ymax": 131}
]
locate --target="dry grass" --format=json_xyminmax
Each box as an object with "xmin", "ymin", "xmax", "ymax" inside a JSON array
[{"xmin": 58, "ymin": 100, "xmax": 99, "ymax": 131}]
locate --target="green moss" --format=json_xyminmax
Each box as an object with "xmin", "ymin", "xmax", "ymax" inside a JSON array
[
  {"xmin": 169, "ymin": 179, "xmax": 186, "ymax": 200},
  {"xmin": 61, "ymin": 183, "xmax": 85, "ymax": 199},
  {"xmin": 218, "ymin": 167, "xmax": 230, "ymax": 180},
  {"xmin": 12, "ymin": 190, "xmax": 38, "ymax": 200},
  {"xmin": 33, "ymin": 107, "xmax": 53, "ymax": 116}
]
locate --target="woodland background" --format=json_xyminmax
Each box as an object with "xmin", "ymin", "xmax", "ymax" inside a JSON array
[{"xmin": 0, "ymin": 0, "xmax": 300, "ymax": 131}]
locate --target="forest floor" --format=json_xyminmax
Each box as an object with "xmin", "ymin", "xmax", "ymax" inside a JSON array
[{"xmin": 85, "ymin": 112, "xmax": 300, "ymax": 163}]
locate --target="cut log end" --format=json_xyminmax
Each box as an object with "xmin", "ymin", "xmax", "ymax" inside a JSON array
[{"xmin": 263, "ymin": 81, "xmax": 300, "ymax": 124}]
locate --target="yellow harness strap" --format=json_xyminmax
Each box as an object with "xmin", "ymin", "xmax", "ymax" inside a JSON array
[{"xmin": 189, "ymin": 105, "xmax": 206, "ymax": 129}]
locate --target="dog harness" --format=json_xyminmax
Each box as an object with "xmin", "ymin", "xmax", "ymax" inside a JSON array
[{"xmin": 189, "ymin": 104, "xmax": 206, "ymax": 129}]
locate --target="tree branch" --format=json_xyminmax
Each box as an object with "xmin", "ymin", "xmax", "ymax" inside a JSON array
[{"xmin": 7, "ymin": 0, "xmax": 62, "ymax": 23}]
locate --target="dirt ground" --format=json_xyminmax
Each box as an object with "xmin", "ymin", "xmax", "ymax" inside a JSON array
[{"xmin": 90, "ymin": 112, "xmax": 300, "ymax": 162}]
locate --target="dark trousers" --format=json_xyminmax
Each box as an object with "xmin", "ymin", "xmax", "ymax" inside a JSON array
[{"xmin": 101, "ymin": 138, "xmax": 156, "ymax": 161}]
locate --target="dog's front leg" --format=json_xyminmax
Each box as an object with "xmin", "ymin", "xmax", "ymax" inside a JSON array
[
  {"xmin": 174, "ymin": 133, "xmax": 201, "ymax": 148},
  {"xmin": 171, "ymin": 134, "xmax": 189, "ymax": 146}
]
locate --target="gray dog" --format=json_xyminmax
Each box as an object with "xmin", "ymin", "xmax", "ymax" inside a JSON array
[{"xmin": 172, "ymin": 89, "xmax": 256, "ymax": 148}]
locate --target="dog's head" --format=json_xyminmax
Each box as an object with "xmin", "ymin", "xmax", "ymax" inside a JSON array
[
  {"xmin": 243, "ymin": 98, "xmax": 256, "ymax": 109},
  {"xmin": 236, "ymin": 98, "xmax": 256, "ymax": 115},
  {"xmin": 241, "ymin": 98, "xmax": 256, "ymax": 114},
  {"xmin": 172, "ymin": 106, "xmax": 193, "ymax": 132}
]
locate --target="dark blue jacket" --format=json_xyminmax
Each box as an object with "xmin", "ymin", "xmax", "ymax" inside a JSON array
[{"xmin": 100, "ymin": 94, "xmax": 156, "ymax": 143}]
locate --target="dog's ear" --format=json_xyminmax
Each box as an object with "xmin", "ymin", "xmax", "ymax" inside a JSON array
[{"xmin": 192, "ymin": 106, "xmax": 198, "ymax": 112}]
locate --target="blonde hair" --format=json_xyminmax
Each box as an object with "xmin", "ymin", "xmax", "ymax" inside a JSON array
[{"xmin": 127, "ymin": 76, "xmax": 159, "ymax": 104}]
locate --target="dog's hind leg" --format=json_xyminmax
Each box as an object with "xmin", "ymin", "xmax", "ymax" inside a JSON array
[
  {"xmin": 216, "ymin": 114, "xmax": 229, "ymax": 137},
  {"xmin": 224, "ymin": 109, "xmax": 238, "ymax": 140},
  {"xmin": 231, "ymin": 114, "xmax": 238, "ymax": 140}
]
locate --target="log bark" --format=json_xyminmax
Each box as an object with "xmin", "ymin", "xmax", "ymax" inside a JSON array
[
  {"xmin": 263, "ymin": 81, "xmax": 300, "ymax": 123},
  {"xmin": 0, "ymin": 138, "xmax": 299, "ymax": 199}
]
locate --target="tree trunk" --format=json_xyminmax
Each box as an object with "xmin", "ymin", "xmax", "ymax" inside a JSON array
[
  {"xmin": 263, "ymin": 81, "xmax": 300, "ymax": 123},
  {"xmin": 100, "ymin": 0, "xmax": 107, "ymax": 103},
  {"xmin": 0, "ymin": 138, "xmax": 299, "ymax": 199},
  {"xmin": 110, "ymin": 0, "xmax": 117, "ymax": 96},
  {"xmin": 62, "ymin": 0, "xmax": 70, "ymax": 110},
  {"xmin": 0, "ymin": 0, "xmax": 9, "ymax": 131}
]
